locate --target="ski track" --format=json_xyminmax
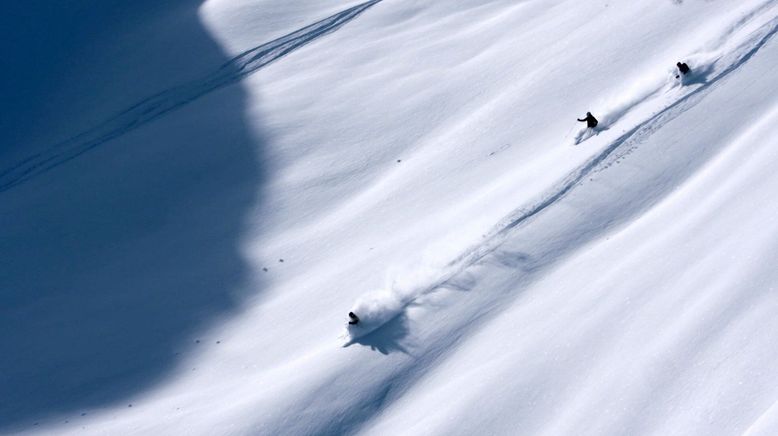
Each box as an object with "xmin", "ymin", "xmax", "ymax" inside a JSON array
[
  {"xmin": 308, "ymin": 9, "xmax": 778, "ymax": 434},
  {"xmin": 262, "ymin": 9, "xmax": 778, "ymax": 435},
  {"xmin": 0, "ymin": 0, "xmax": 382, "ymax": 194},
  {"xmin": 326, "ymin": 11, "xmax": 778, "ymax": 434},
  {"xmin": 372, "ymin": 5, "xmax": 778, "ymax": 325},
  {"xmin": 338, "ymin": 2, "xmax": 778, "ymax": 341},
  {"xmin": 5, "ymin": 2, "xmax": 778, "ymax": 433}
]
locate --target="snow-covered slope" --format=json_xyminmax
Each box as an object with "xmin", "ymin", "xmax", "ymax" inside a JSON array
[{"xmin": 4, "ymin": 0, "xmax": 778, "ymax": 434}]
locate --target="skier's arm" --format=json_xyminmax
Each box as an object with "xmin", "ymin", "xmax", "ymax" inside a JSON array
[{"xmin": 577, "ymin": 118, "xmax": 585, "ymax": 122}]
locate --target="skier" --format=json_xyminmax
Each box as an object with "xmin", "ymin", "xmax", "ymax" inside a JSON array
[
  {"xmin": 577, "ymin": 112, "xmax": 598, "ymax": 128},
  {"xmin": 676, "ymin": 61, "xmax": 690, "ymax": 78},
  {"xmin": 348, "ymin": 312, "xmax": 360, "ymax": 325}
]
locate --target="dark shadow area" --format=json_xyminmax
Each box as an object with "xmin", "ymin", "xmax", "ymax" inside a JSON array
[
  {"xmin": 345, "ymin": 314, "xmax": 411, "ymax": 355},
  {"xmin": 0, "ymin": 0, "xmax": 265, "ymax": 431},
  {"xmin": 0, "ymin": 0, "xmax": 383, "ymax": 192}
]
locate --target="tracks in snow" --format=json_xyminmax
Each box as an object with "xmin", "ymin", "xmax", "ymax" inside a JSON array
[
  {"xmin": 354, "ymin": 3, "xmax": 778, "ymax": 342},
  {"xmin": 0, "ymin": 0, "xmax": 382, "ymax": 193},
  {"xmin": 325, "ymin": 7, "xmax": 778, "ymax": 434},
  {"xmin": 474, "ymin": 6, "xmax": 778, "ymax": 266}
]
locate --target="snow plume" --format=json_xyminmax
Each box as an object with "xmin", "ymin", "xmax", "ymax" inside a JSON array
[
  {"xmin": 344, "ymin": 212, "xmax": 511, "ymax": 342},
  {"xmin": 347, "ymin": 258, "xmax": 455, "ymax": 341},
  {"xmin": 347, "ymin": 288, "xmax": 406, "ymax": 339}
]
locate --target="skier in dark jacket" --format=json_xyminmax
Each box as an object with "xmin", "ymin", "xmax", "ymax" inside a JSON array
[
  {"xmin": 676, "ymin": 62, "xmax": 690, "ymax": 77},
  {"xmin": 577, "ymin": 112, "xmax": 598, "ymax": 128},
  {"xmin": 348, "ymin": 312, "xmax": 360, "ymax": 325}
]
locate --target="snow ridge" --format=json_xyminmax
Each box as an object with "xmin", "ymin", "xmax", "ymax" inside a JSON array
[{"xmin": 0, "ymin": 0, "xmax": 382, "ymax": 194}]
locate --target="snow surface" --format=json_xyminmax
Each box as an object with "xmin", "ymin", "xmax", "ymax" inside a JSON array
[{"xmin": 4, "ymin": 0, "xmax": 778, "ymax": 434}]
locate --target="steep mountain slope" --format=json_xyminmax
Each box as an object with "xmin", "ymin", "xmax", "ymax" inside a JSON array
[{"xmin": 4, "ymin": 0, "xmax": 778, "ymax": 434}]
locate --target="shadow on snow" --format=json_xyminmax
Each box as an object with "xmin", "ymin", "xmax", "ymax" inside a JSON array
[
  {"xmin": 344, "ymin": 313, "xmax": 411, "ymax": 355},
  {"xmin": 0, "ymin": 1, "xmax": 383, "ymax": 431},
  {"xmin": 0, "ymin": 0, "xmax": 264, "ymax": 431}
]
